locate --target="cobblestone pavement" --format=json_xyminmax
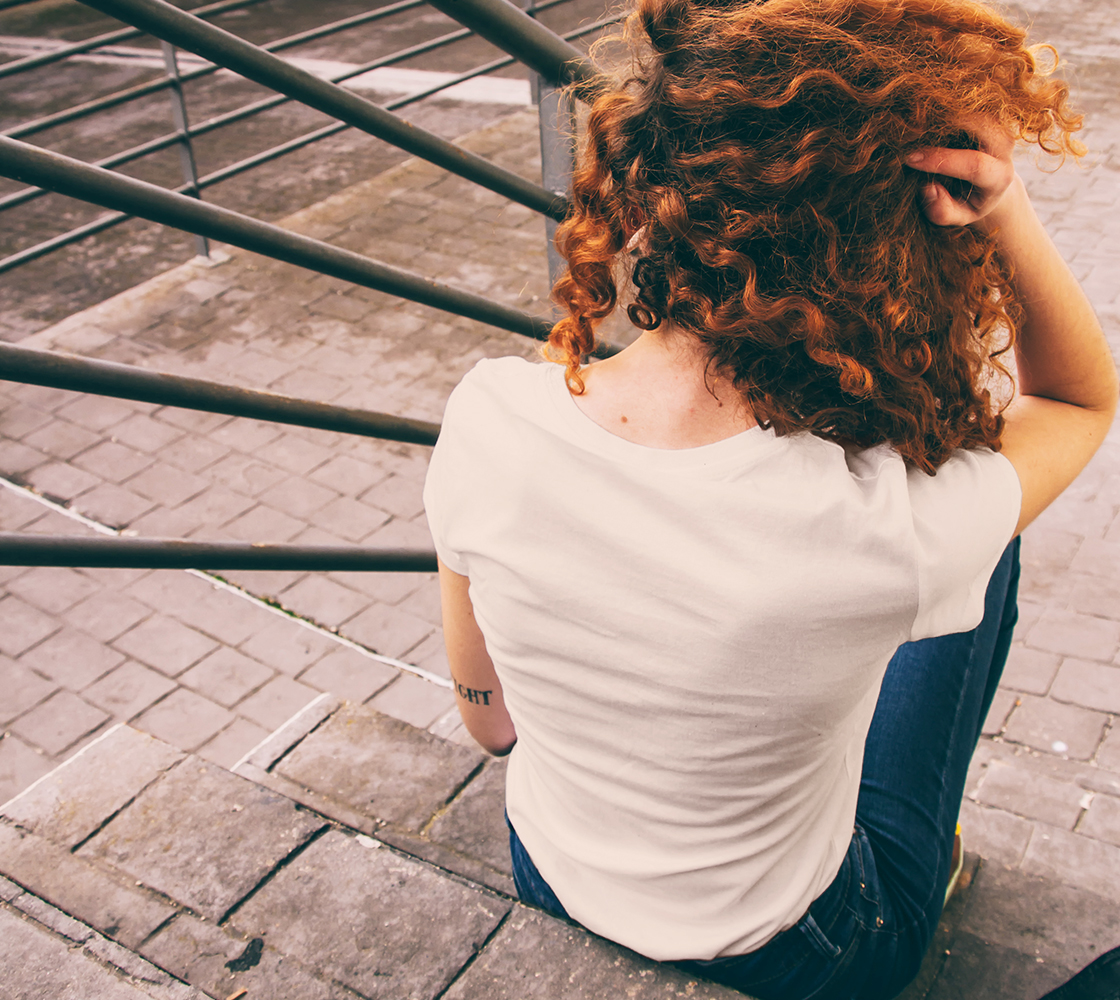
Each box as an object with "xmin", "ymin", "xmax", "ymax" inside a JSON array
[{"xmin": 0, "ymin": 0, "xmax": 1119, "ymax": 994}]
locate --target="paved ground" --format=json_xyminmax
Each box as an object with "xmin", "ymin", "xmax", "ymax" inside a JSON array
[{"xmin": 0, "ymin": 0, "xmax": 1119, "ymax": 995}]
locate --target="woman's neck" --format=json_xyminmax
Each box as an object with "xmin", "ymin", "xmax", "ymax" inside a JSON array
[{"xmin": 570, "ymin": 328, "xmax": 757, "ymax": 449}]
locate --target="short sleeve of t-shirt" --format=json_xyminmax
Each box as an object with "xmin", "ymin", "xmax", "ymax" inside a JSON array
[
  {"xmin": 423, "ymin": 366, "xmax": 482, "ymax": 577},
  {"xmin": 908, "ymin": 449, "xmax": 1022, "ymax": 641}
]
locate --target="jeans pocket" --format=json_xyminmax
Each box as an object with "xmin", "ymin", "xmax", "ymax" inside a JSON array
[{"xmin": 798, "ymin": 910, "xmax": 842, "ymax": 960}]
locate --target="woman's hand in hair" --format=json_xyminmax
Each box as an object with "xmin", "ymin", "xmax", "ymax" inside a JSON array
[{"xmin": 905, "ymin": 121, "xmax": 1017, "ymax": 228}]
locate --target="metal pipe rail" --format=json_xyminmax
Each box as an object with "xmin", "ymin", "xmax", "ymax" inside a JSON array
[
  {"xmin": 0, "ymin": 136, "xmax": 555, "ymax": 341},
  {"xmin": 3, "ymin": 0, "xmax": 435, "ymax": 141},
  {"xmin": 0, "ymin": 342, "xmax": 441, "ymax": 446},
  {"xmin": 426, "ymin": 0, "xmax": 608, "ymax": 99},
  {"xmin": 0, "ymin": 534, "xmax": 438, "ymax": 571},
  {"xmin": 0, "ymin": 0, "xmax": 266, "ymax": 81},
  {"xmin": 75, "ymin": 0, "xmax": 568, "ymax": 221}
]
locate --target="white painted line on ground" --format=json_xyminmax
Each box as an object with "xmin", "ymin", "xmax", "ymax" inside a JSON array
[
  {"xmin": 0, "ymin": 36, "xmax": 532, "ymax": 105},
  {"xmin": 0, "ymin": 722, "xmax": 124, "ymax": 814},
  {"xmin": 0, "ymin": 474, "xmax": 453, "ymax": 689},
  {"xmin": 230, "ymin": 689, "xmax": 332, "ymax": 773}
]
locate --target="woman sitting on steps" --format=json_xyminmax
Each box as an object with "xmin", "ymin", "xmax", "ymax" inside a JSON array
[{"xmin": 423, "ymin": 1, "xmax": 1119, "ymax": 997}]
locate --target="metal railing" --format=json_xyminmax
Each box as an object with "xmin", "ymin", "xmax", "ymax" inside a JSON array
[{"xmin": 0, "ymin": 0, "xmax": 610, "ymax": 572}]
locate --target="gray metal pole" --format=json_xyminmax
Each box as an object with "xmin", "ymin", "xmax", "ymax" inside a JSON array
[
  {"xmin": 537, "ymin": 80, "xmax": 574, "ymax": 290},
  {"xmin": 161, "ymin": 41, "xmax": 209, "ymax": 258}
]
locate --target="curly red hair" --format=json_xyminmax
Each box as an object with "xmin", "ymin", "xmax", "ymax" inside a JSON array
[{"xmin": 547, "ymin": 0, "xmax": 1083, "ymax": 471}]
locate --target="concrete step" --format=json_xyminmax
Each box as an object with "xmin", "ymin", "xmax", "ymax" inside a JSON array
[
  {"xmin": 3, "ymin": 707, "xmax": 1117, "ymax": 999},
  {"xmin": 0, "ymin": 710, "xmax": 745, "ymax": 1000}
]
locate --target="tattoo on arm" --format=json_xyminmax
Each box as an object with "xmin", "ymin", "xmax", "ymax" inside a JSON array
[{"xmin": 455, "ymin": 682, "xmax": 492, "ymax": 706}]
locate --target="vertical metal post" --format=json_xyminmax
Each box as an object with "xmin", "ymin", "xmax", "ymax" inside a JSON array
[
  {"xmin": 161, "ymin": 40, "xmax": 210, "ymax": 258},
  {"xmin": 523, "ymin": 0, "xmax": 574, "ymax": 290}
]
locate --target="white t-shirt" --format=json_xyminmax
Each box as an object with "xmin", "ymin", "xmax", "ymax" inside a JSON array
[{"xmin": 423, "ymin": 356, "xmax": 1021, "ymax": 962}]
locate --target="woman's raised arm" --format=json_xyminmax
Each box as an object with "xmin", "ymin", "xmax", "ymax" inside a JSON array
[{"xmin": 908, "ymin": 134, "xmax": 1119, "ymax": 536}]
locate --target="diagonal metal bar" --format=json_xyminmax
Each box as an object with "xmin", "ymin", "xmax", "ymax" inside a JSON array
[
  {"xmin": 0, "ymin": 341, "xmax": 441, "ymax": 445},
  {"xmin": 0, "ymin": 534, "xmax": 438, "ymax": 571},
  {"xmin": 0, "ymin": 136, "xmax": 555, "ymax": 341},
  {"xmin": 426, "ymin": 0, "xmax": 608, "ymax": 99},
  {"xmin": 0, "ymin": 0, "xmax": 266, "ymax": 80},
  {"xmin": 75, "ymin": 0, "xmax": 568, "ymax": 221}
]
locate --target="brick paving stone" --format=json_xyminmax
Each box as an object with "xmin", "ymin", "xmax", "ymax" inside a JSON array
[
  {"xmin": 1023, "ymin": 822, "xmax": 1120, "ymax": 901},
  {"xmin": 364, "ymin": 513, "xmax": 434, "ymax": 549},
  {"xmin": 957, "ymin": 800, "xmax": 1034, "ymax": 867},
  {"xmin": 159, "ymin": 435, "xmax": 229, "ymax": 474},
  {"xmin": 156, "ymin": 485, "xmax": 256, "ymax": 534},
  {"xmin": 1070, "ymin": 573, "xmax": 1120, "ymax": 621},
  {"xmin": 81, "ymin": 759, "xmax": 324, "ymax": 921},
  {"xmin": 207, "ymin": 452, "xmax": 289, "ymax": 497},
  {"xmin": 0, "ymin": 439, "xmax": 48, "ymax": 475},
  {"xmin": 20, "ymin": 628, "xmax": 125, "ymax": 690},
  {"xmin": 443, "ymin": 905, "xmax": 743, "ymax": 1000},
  {"xmin": 1003, "ymin": 694, "xmax": 1109, "ymax": 760},
  {"xmin": 54, "ymin": 395, "xmax": 143, "ymax": 432},
  {"xmin": 258, "ymin": 475, "xmax": 338, "ymax": 518},
  {"xmin": 162, "ymin": 585, "xmax": 270, "ymax": 648},
  {"xmin": 974, "ymin": 759, "xmax": 1086, "ymax": 828},
  {"xmin": 1080, "ymin": 792, "xmax": 1120, "ymax": 847},
  {"xmin": 409, "ymin": 631, "xmax": 451, "ymax": 679},
  {"xmin": 1051, "ymin": 659, "xmax": 1120, "ymax": 714},
  {"xmin": 1099, "ymin": 729, "xmax": 1120, "ymax": 773},
  {"xmin": 219, "ymin": 503, "xmax": 305, "ymax": 542},
  {"xmin": 178, "ymin": 648, "xmax": 273, "ymax": 708},
  {"xmin": 9, "ymin": 690, "xmax": 109, "ymax": 756},
  {"xmin": 0, "ymin": 401, "xmax": 53, "ymax": 439},
  {"xmin": 140, "ymin": 912, "xmax": 352, "ymax": 1000},
  {"xmin": 74, "ymin": 483, "xmax": 155, "ymax": 527},
  {"xmin": 238, "ymin": 621, "xmax": 336, "ymax": 677},
  {"xmin": 1070, "ymin": 537, "xmax": 1120, "ymax": 580},
  {"xmin": 0, "ymin": 488, "xmax": 46, "ymax": 530},
  {"xmin": 0, "ymin": 823, "xmax": 177, "ymax": 950},
  {"xmin": 22, "ymin": 419, "xmax": 102, "ymax": 461},
  {"xmin": 234, "ymin": 675, "xmax": 319, "ymax": 731},
  {"xmin": 230, "ymin": 828, "xmax": 510, "ymax": 1000},
  {"xmin": 1018, "ymin": 528, "xmax": 1084, "ymax": 605},
  {"xmin": 0, "ymin": 656, "xmax": 57, "ymax": 725},
  {"xmin": 113, "ymin": 615, "xmax": 220, "ymax": 677},
  {"xmin": 73, "ymin": 441, "xmax": 154, "ymax": 484},
  {"xmin": 63, "ymin": 591, "xmax": 152, "ymax": 644},
  {"xmin": 1000, "ymin": 645, "xmax": 1062, "ymax": 696},
  {"xmin": 276, "ymin": 703, "xmax": 483, "ymax": 831},
  {"xmin": 309, "ymin": 453, "xmax": 386, "ymax": 496},
  {"xmin": 397, "ymin": 579, "xmax": 442, "ymax": 627},
  {"xmin": 82, "ymin": 662, "xmax": 178, "ymax": 721},
  {"xmin": 209, "ymin": 418, "xmax": 284, "ymax": 454},
  {"xmin": 0, "ymin": 733, "xmax": 52, "ymax": 805},
  {"xmin": 134, "ymin": 688, "xmax": 235, "ymax": 752},
  {"xmin": 1025, "ymin": 608, "xmax": 1120, "ymax": 662},
  {"xmin": 981, "ymin": 688, "xmax": 1018, "ymax": 737},
  {"xmin": 367, "ymin": 674, "xmax": 455, "ymax": 730},
  {"xmin": 154, "ymin": 406, "xmax": 230, "ymax": 436},
  {"xmin": 297, "ymin": 647, "xmax": 397, "ymax": 702},
  {"xmin": 276, "ymin": 575, "xmax": 372, "ymax": 628},
  {"xmin": 194, "ymin": 717, "xmax": 270, "ymax": 770},
  {"xmin": 5, "ymin": 566, "xmax": 99, "ymax": 616},
  {"xmin": 342, "ymin": 601, "xmax": 436, "ymax": 659},
  {"xmin": 325, "ymin": 568, "xmax": 426, "ymax": 604},
  {"xmin": 307, "ymin": 494, "xmax": 391, "ymax": 542},
  {"xmin": 361, "ymin": 473, "xmax": 425, "ymax": 519},
  {"xmin": 255, "ymin": 432, "xmax": 336, "ymax": 476},
  {"xmin": 24, "ymin": 459, "xmax": 101, "ymax": 499},
  {"xmin": 126, "ymin": 463, "xmax": 209, "ymax": 507}
]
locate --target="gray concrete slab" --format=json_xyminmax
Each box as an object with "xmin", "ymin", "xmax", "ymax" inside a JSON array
[
  {"xmin": 141, "ymin": 912, "xmax": 355, "ymax": 1000},
  {"xmin": 0, "ymin": 822, "xmax": 176, "ymax": 950},
  {"xmin": 442, "ymin": 904, "xmax": 745, "ymax": 1000},
  {"xmin": 0, "ymin": 902, "xmax": 204, "ymax": 1000},
  {"xmin": 427, "ymin": 756, "xmax": 511, "ymax": 874},
  {"xmin": 80, "ymin": 755, "xmax": 325, "ymax": 921},
  {"xmin": 1, "ymin": 724, "xmax": 182, "ymax": 848},
  {"xmin": 229, "ymin": 828, "xmax": 511, "ymax": 1000},
  {"xmin": 274, "ymin": 701, "xmax": 484, "ymax": 831}
]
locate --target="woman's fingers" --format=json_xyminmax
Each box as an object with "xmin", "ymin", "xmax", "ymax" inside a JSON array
[{"xmin": 905, "ymin": 135, "xmax": 1016, "ymax": 227}]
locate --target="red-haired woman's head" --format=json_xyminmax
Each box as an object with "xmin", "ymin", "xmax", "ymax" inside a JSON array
[{"xmin": 548, "ymin": 0, "xmax": 1082, "ymax": 471}]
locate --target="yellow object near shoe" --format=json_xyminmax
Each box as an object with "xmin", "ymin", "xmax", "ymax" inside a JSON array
[{"xmin": 945, "ymin": 823, "xmax": 963, "ymax": 905}]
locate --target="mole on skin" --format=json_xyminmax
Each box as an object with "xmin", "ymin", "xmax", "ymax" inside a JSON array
[{"xmin": 621, "ymin": 415, "xmax": 628, "ymax": 423}]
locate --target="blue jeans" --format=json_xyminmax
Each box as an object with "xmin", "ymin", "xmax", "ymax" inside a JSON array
[{"xmin": 509, "ymin": 538, "xmax": 1021, "ymax": 1000}]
